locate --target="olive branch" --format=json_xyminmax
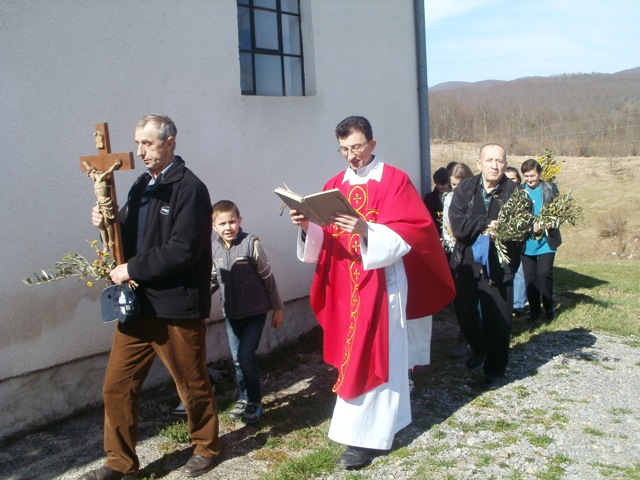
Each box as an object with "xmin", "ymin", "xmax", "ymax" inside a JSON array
[
  {"xmin": 534, "ymin": 190, "xmax": 584, "ymax": 239},
  {"xmin": 491, "ymin": 188, "xmax": 534, "ymax": 266},
  {"xmin": 23, "ymin": 240, "xmax": 115, "ymax": 287}
]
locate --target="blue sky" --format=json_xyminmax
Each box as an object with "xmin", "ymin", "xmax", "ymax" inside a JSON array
[{"xmin": 424, "ymin": 0, "xmax": 640, "ymax": 86}]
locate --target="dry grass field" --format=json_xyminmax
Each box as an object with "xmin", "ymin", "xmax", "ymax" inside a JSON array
[{"xmin": 431, "ymin": 141, "xmax": 640, "ymax": 263}]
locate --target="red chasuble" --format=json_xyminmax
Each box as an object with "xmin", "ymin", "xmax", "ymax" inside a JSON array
[{"xmin": 310, "ymin": 164, "xmax": 455, "ymax": 400}]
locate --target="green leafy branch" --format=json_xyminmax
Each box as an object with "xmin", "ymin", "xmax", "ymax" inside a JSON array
[
  {"xmin": 534, "ymin": 190, "xmax": 584, "ymax": 239},
  {"xmin": 491, "ymin": 188, "xmax": 533, "ymax": 266},
  {"xmin": 23, "ymin": 240, "xmax": 115, "ymax": 287}
]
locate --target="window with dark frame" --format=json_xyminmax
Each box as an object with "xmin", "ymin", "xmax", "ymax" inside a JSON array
[{"xmin": 237, "ymin": 0, "xmax": 305, "ymax": 96}]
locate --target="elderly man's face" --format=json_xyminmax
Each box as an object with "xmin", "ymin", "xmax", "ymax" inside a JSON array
[
  {"xmin": 477, "ymin": 145, "xmax": 507, "ymax": 187},
  {"xmin": 135, "ymin": 122, "xmax": 175, "ymax": 177}
]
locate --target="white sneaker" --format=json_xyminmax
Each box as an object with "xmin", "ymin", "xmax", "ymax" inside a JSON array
[{"xmin": 229, "ymin": 399, "xmax": 248, "ymax": 419}]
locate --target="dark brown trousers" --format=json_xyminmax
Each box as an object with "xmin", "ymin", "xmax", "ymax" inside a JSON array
[{"xmin": 102, "ymin": 312, "xmax": 220, "ymax": 474}]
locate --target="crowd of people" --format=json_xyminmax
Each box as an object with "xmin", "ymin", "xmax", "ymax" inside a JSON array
[
  {"xmin": 423, "ymin": 146, "xmax": 562, "ymax": 390},
  {"xmin": 78, "ymin": 114, "xmax": 561, "ymax": 479}
]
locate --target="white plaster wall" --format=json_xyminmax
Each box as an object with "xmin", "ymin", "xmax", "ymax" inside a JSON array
[{"xmin": 0, "ymin": 0, "xmax": 421, "ymax": 438}]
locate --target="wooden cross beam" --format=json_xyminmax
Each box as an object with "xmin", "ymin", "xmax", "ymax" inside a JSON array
[{"xmin": 80, "ymin": 122, "xmax": 134, "ymax": 266}]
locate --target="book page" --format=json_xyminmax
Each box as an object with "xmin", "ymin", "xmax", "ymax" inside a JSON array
[{"xmin": 275, "ymin": 187, "xmax": 359, "ymax": 227}]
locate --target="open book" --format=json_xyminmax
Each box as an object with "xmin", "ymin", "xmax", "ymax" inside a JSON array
[{"xmin": 275, "ymin": 186, "xmax": 359, "ymax": 227}]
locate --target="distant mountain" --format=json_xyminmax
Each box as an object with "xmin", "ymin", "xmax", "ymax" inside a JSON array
[
  {"xmin": 429, "ymin": 68, "xmax": 640, "ymax": 91},
  {"xmin": 427, "ymin": 68, "xmax": 640, "ymax": 156},
  {"xmin": 429, "ymin": 79, "xmax": 505, "ymax": 91}
]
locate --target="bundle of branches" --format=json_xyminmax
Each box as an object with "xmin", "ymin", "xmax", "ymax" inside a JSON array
[
  {"xmin": 534, "ymin": 190, "xmax": 584, "ymax": 239},
  {"xmin": 538, "ymin": 148, "xmax": 562, "ymax": 183},
  {"xmin": 491, "ymin": 188, "xmax": 533, "ymax": 266},
  {"xmin": 23, "ymin": 240, "xmax": 115, "ymax": 287}
]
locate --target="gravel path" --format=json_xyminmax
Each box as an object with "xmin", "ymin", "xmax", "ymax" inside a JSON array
[{"xmin": 2, "ymin": 314, "xmax": 639, "ymax": 480}]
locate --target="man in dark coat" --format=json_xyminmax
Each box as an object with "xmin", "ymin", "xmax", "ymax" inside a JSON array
[
  {"xmin": 82, "ymin": 115, "xmax": 219, "ymax": 480},
  {"xmin": 448, "ymin": 143, "xmax": 529, "ymax": 390}
]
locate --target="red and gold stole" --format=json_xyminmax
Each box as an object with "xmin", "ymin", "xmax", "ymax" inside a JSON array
[{"xmin": 310, "ymin": 164, "xmax": 455, "ymax": 399}]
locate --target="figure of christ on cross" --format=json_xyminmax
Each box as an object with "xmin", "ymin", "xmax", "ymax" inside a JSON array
[{"xmin": 82, "ymin": 159, "xmax": 122, "ymax": 254}]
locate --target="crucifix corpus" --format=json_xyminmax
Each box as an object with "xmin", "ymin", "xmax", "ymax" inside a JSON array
[{"xmin": 80, "ymin": 122, "xmax": 134, "ymax": 265}]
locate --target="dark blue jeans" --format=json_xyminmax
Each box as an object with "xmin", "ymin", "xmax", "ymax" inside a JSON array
[{"xmin": 225, "ymin": 313, "xmax": 267, "ymax": 403}]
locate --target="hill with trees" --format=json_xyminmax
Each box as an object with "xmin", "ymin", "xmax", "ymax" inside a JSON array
[{"xmin": 428, "ymin": 67, "xmax": 640, "ymax": 157}]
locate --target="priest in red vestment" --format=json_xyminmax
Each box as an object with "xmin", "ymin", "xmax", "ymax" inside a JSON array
[{"xmin": 290, "ymin": 116, "xmax": 455, "ymax": 468}]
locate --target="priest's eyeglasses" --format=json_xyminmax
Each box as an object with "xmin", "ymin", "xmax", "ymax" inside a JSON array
[{"xmin": 338, "ymin": 142, "xmax": 368, "ymax": 156}]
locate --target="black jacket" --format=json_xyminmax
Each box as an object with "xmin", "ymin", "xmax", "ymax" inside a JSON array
[
  {"xmin": 423, "ymin": 189, "xmax": 444, "ymax": 235},
  {"xmin": 121, "ymin": 156, "xmax": 213, "ymax": 320},
  {"xmin": 448, "ymin": 173, "xmax": 528, "ymax": 284}
]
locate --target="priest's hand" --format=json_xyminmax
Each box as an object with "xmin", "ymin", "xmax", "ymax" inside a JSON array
[
  {"xmin": 332, "ymin": 213, "xmax": 368, "ymax": 238},
  {"xmin": 290, "ymin": 208, "xmax": 309, "ymax": 231},
  {"xmin": 110, "ymin": 263, "xmax": 131, "ymax": 285}
]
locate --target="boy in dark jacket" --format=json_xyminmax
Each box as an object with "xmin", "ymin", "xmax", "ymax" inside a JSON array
[{"xmin": 212, "ymin": 200, "xmax": 284, "ymax": 424}]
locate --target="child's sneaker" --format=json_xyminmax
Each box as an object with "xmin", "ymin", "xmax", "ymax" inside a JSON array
[
  {"xmin": 229, "ymin": 399, "xmax": 248, "ymax": 419},
  {"xmin": 241, "ymin": 402, "xmax": 263, "ymax": 424}
]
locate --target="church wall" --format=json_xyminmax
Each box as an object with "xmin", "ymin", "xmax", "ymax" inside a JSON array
[{"xmin": 0, "ymin": 0, "xmax": 421, "ymax": 438}]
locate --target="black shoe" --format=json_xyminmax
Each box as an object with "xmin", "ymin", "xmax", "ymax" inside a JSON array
[
  {"xmin": 78, "ymin": 466, "xmax": 136, "ymax": 480},
  {"xmin": 336, "ymin": 446, "xmax": 378, "ymax": 468},
  {"xmin": 465, "ymin": 352, "xmax": 486, "ymax": 370},
  {"xmin": 483, "ymin": 376, "xmax": 503, "ymax": 390},
  {"xmin": 182, "ymin": 455, "xmax": 216, "ymax": 477},
  {"xmin": 545, "ymin": 308, "xmax": 557, "ymax": 320},
  {"xmin": 513, "ymin": 308, "xmax": 525, "ymax": 318},
  {"xmin": 526, "ymin": 311, "xmax": 541, "ymax": 322}
]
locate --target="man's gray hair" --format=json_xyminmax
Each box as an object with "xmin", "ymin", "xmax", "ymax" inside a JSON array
[{"xmin": 137, "ymin": 115, "xmax": 177, "ymax": 142}]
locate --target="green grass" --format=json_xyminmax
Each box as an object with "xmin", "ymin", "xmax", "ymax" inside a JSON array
[
  {"xmin": 536, "ymin": 453, "xmax": 574, "ymax": 480},
  {"xmin": 591, "ymin": 461, "xmax": 640, "ymax": 479},
  {"xmin": 551, "ymin": 262, "xmax": 640, "ymax": 337},
  {"xmin": 258, "ymin": 444, "xmax": 342, "ymax": 480},
  {"xmin": 158, "ymin": 419, "xmax": 189, "ymax": 443},
  {"xmin": 583, "ymin": 426, "xmax": 606, "ymax": 437}
]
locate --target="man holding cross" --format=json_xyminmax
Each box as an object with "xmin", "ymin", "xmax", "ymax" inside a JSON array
[{"xmin": 81, "ymin": 115, "xmax": 219, "ymax": 479}]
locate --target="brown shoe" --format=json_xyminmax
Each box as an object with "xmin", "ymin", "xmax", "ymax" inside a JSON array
[
  {"xmin": 78, "ymin": 466, "xmax": 136, "ymax": 480},
  {"xmin": 182, "ymin": 455, "xmax": 216, "ymax": 477}
]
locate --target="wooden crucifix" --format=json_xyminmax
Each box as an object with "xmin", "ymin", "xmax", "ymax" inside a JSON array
[{"xmin": 80, "ymin": 122, "xmax": 134, "ymax": 266}]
